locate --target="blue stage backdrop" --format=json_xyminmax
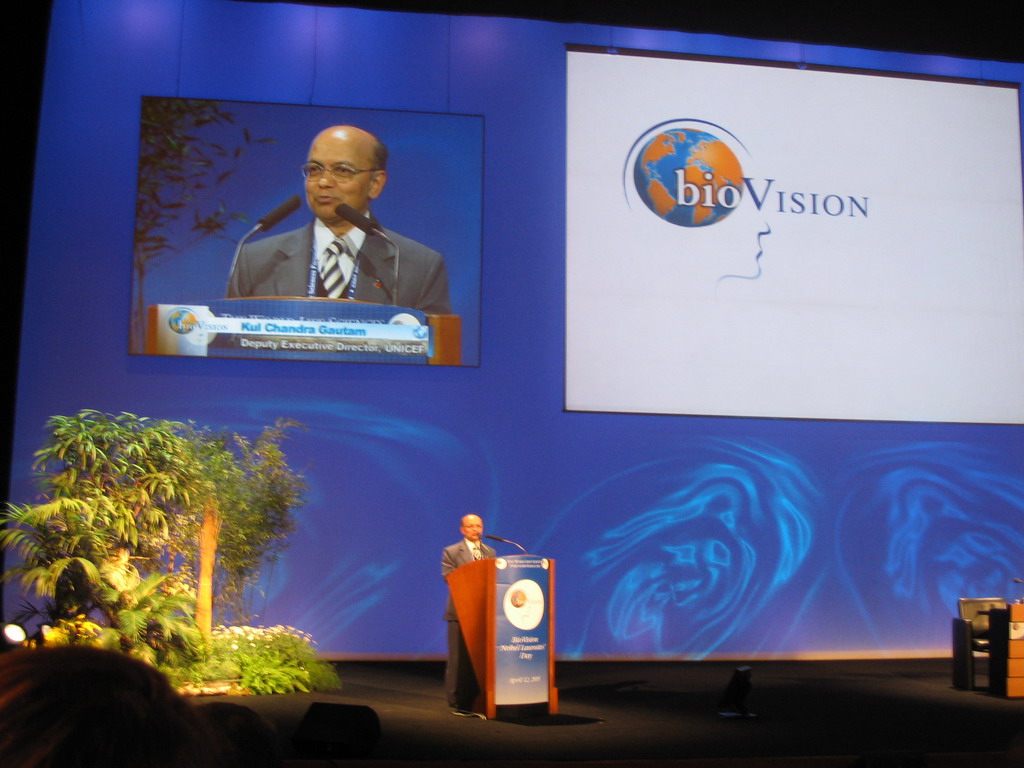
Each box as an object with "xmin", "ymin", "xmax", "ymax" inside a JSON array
[{"xmin": 7, "ymin": 0, "xmax": 1024, "ymax": 659}]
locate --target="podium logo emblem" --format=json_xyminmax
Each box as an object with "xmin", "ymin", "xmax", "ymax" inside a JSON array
[
  {"xmin": 502, "ymin": 579, "xmax": 544, "ymax": 631},
  {"xmin": 167, "ymin": 307, "xmax": 200, "ymax": 335}
]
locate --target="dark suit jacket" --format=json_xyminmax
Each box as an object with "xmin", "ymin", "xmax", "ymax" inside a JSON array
[
  {"xmin": 227, "ymin": 219, "xmax": 452, "ymax": 315},
  {"xmin": 442, "ymin": 539, "xmax": 496, "ymax": 621}
]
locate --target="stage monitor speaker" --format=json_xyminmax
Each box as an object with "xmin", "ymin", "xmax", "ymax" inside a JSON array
[{"xmin": 291, "ymin": 702, "xmax": 381, "ymax": 758}]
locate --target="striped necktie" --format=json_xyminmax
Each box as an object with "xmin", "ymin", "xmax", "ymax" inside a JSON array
[{"xmin": 319, "ymin": 239, "xmax": 348, "ymax": 298}]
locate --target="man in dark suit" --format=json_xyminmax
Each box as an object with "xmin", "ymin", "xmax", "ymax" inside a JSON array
[
  {"xmin": 441, "ymin": 514, "xmax": 495, "ymax": 715},
  {"xmin": 227, "ymin": 125, "xmax": 452, "ymax": 315}
]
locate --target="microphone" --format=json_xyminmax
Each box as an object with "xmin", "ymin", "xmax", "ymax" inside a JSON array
[
  {"xmin": 333, "ymin": 203, "xmax": 384, "ymax": 236},
  {"xmin": 257, "ymin": 195, "xmax": 301, "ymax": 232},
  {"xmin": 485, "ymin": 534, "xmax": 527, "ymax": 554},
  {"xmin": 334, "ymin": 203, "xmax": 401, "ymax": 307},
  {"xmin": 226, "ymin": 195, "xmax": 302, "ymax": 295}
]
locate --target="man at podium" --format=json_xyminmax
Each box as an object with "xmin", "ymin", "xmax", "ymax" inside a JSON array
[
  {"xmin": 227, "ymin": 124, "xmax": 452, "ymax": 314},
  {"xmin": 441, "ymin": 514, "xmax": 495, "ymax": 715}
]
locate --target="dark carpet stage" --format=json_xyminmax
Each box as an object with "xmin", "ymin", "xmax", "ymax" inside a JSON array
[{"xmin": 196, "ymin": 659, "xmax": 1024, "ymax": 767}]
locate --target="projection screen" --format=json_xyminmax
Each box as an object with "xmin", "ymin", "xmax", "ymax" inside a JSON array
[{"xmin": 566, "ymin": 47, "xmax": 1024, "ymax": 424}]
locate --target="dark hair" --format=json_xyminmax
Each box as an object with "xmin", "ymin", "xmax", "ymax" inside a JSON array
[
  {"xmin": 370, "ymin": 135, "xmax": 389, "ymax": 171},
  {"xmin": 0, "ymin": 646, "xmax": 214, "ymax": 768}
]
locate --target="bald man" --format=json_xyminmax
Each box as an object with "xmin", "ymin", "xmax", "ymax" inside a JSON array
[
  {"xmin": 441, "ymin": 514, "xmax": 495, "ymax": 715},
  {"xmin": 227, "ymin": 125, "xmax": 452, "ymax": 314}
]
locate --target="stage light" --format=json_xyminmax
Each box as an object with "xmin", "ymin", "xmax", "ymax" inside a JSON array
[
  {"xmin": 2, "ymin": 623, "xmax": 28, "ymax": 649},
  {"xmin": 716, "ymin": 665, "xmax": 756, "ymax": 718},
  {"xmin": 32, "ymin": 624, "xmax": 54, "ymax": 645}
]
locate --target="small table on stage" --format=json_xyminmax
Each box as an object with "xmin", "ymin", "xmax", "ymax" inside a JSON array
[{"xmin": 988, "ymin": 603, "xmax": 1024, "ymax": 698}]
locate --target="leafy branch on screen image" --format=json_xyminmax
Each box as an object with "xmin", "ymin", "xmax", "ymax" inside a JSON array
[
  {"xmin": 0, "ymin": 410, "xmax": 339, "ymax": 695},
  {"xmin": 131, "ymin": 98, "xmax": 275, "ymax": 351}
]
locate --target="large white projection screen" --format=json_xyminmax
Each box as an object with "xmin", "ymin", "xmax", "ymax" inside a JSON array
[{"xmin": 566, "ymin": 49, "xmax": 1024, "ymax": 424}]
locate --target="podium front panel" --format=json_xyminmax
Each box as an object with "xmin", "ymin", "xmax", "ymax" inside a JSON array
[
  {"xmin": 147, "ymin": 299, "xmax": 460, "ymax": 365},
  {"xmin": 493, "ymin": 556, "xmax": 552, "ymax": 706}
]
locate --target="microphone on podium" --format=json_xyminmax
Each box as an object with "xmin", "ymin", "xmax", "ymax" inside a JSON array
[
  {"xmin": 226, "ymin": 195, "xmax": 301, "ymax": 294},
  {"xmin": 334, "ymin": 203, "xmax": 401, "ymax": 306},
  {"xmin": 485, "ymin": 534, "xmax": 527, "ymax": 553},
  {"xmin": 256, "ymin": 195, "xmax": 302, "ymax": 231}
]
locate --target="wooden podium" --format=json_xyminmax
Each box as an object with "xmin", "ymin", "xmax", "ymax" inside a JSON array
[{"xmin": 445, "ymin": 555, "xmax": 557, "ymax": 719}]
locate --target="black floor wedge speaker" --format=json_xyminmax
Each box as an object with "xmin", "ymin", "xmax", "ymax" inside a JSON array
[{"xmin": 291, "ymin": 702, "xmax": 381, "ymax": 758}]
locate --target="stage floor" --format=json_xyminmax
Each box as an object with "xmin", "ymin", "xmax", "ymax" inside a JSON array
[{"xmin": 194, "ymin": 658, "xmax": 1023, "ymax": 767}]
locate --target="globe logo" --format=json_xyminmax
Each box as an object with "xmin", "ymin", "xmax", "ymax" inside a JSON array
[
  {"xmin": 633, "ymin": 128, "xmax": 744, "ymax": 227},
  {"xmin": 167, "ymin": 307, "xmax": 199, "ymax": 335}
]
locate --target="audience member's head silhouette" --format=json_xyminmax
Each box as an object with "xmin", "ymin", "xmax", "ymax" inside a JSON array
[{"xmin": 0, "ymin": 646, "xmax": 214, "ymax": 768}]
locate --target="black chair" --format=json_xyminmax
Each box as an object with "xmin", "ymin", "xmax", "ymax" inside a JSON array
[{"xmin": 951, "ymin": 597, "xmax": 1006, "ymax": 690}]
